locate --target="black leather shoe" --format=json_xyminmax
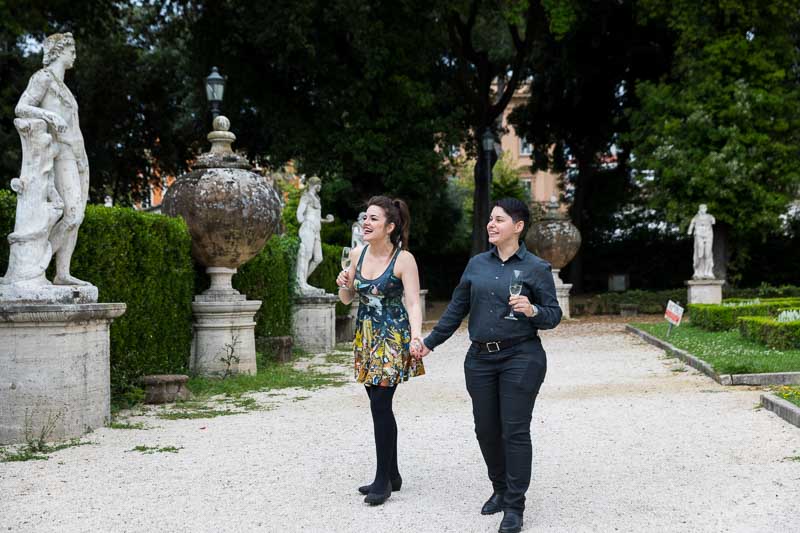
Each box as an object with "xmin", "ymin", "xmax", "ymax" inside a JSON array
[
  {"xmin": 364, "ymin": 480, "xmax": 392, "ymax": 505},
  {"xmin": 498, "ymin": 511, "xmax": 523, "ymax": 533},
  {"xmin": 481, "ymin": 492, "xmax": 504, "ymax": 515},
  {"xmin": 358, "ymin": 475, "xmax": 402, "ymax": 495}
]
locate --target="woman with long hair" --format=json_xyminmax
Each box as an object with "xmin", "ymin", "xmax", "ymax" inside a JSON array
[{"xmin": 336, "ymin": 195, "xmax": 425, "ymax": 505}]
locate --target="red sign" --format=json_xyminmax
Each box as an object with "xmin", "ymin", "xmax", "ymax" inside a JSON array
[{"xmin": 665, "ymin": 300, "xmax": 684, "ymax": 326}]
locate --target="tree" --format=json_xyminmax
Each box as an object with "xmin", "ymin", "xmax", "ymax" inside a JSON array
[
  {"xmin": 509, "ymin": 0, "xmax": 672, "ymax": 291},
  {"xmin": 441, "ymin": 0, "xmax": 575, "ymax": 255},
  {"xmin": 627, "ymin": 0, "xmax": 800, "ymax": 280},
  {"xmin": 0, "ymin": 1, "xmax": 199, "ymax": 203}
]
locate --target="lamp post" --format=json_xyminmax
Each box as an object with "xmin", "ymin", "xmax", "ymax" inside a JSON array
[{"xmin": 205, "ymin": 66, "xmax": 226, "ymax": 119}]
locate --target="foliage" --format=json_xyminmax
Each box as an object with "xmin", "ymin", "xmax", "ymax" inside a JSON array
[
  {"xmin": 635, "ymin": 322, "xmax": 800, "ymax": 375},
  {"xmin": 738, "ymin": 316, "xmax": 800, "ymax": 351},
  {"xmin": 574, "ymin": 289, "xmax": 685, "ymax": 315},
  {"xmin": 688, "ymin": 298, "xmax": 800, "ymax": 331},
  {"xmin": 724, "ymin": 283, "xmax": 800, "ymax": 300},
  {"xmin": 0, "ymin": 1, "xmax": 202, "ymax": 203},
  {"xmin": 773, "ymin": 386, "xmax": 800, "ymax": 408},
  {"xmin": 234, "ymin": 235, "xmax": 298, "ymax": 338},
  {"xmin": 0, "ymin": 191, "xmax": 195, "ymax": 398},
  {"xmin": 308, "ymin": 242, "xmax": 351, "ymax": 317},
  {"xmin": 627, "ymin": 0, "xmax": 800, "ymax": 277}
]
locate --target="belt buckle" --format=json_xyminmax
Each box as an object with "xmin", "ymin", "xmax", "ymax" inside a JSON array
[{"xmin": 486, "ymin": 341, "xmax": 500, "ymax": 353}]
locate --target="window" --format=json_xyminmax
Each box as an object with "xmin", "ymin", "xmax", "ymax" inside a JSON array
[
  {"xmin": 521, "ymin": 179, "xmax": 532, "ymax": 198},
  {"xmin": 519, "ymin": 138, "xmax": 533, "ymax": 156}
]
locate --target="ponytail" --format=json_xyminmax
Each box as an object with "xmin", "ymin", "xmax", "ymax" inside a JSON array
[{"xmin": 366, "ymin": 195, "xmax": 411, "ymax": 250}]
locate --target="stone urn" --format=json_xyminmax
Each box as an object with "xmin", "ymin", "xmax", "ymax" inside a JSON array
[
  {"xmin": 525, "ymin": 196, "xmax": 581, "ymax": 318},
  {"xmin": 162, "ymin": 116, "xmax": 282, "ymax": 376}
]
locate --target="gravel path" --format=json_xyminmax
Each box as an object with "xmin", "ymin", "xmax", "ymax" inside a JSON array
[{"xmin": 2, "ymin": 317, "xmax": 800, "ymax": 532}]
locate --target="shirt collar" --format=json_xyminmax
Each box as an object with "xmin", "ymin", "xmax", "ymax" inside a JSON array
[{"xmin": 490, "ymin": 241, "xmax": 528, "ymax": 261}]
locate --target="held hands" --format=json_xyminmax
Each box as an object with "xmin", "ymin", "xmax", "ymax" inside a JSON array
[
  {"xmin": 509, "ymin": 295, "xmax": 537, "ymax": 318},
  {"xmin": 410, "ymin": 338, "xmax": 430, "ymax": 360}
]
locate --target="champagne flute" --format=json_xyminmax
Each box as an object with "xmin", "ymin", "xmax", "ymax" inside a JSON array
[
  {"xmin": 505, "ymin": 269, "xmax": 523, "ymax": 320},
  {"xmin": 339, "ymin": 246, "xmax": 351, "ymax": 286}
]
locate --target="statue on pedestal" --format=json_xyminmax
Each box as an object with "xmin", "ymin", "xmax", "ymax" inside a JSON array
[
  {"xmin": 688, "ymin": 204, "xmax": 715, "ymax": 280},
  {"xmin": 351, "ymin": 211, "xmax": 367, "ymax": 249},
  {"xmin": 1, "ymin": 32, "xmax": 90, "ymax": 291},
  {"xmin": 295, "ymin": 176, "xmax": 333, "ymax": 295}
]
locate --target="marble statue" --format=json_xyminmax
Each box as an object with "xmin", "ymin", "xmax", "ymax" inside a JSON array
[
  {"xmin": 295, "ymin": 176, "xmax": 334, "ymax": 295},
  {"xmin": 688, "ymin": 204, "xmax": 715, "ymax": 279},
  {"xmin": 351, "ymin": 211, "xmax": 366, "ymax": 249},
  {"xmin": 1, "ymin": 32, "xmax": 90, "ymax": 290}
]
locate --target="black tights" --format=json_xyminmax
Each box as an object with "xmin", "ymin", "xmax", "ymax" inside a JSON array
[{"xmin": 366, "ymin": 385, "xmax": 399, "ymax": 490}]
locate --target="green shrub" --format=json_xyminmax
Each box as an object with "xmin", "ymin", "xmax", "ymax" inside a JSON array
[
  {"xmin": 725, "ymin": 283, "xmax": 800, "ymax": 299},
  {"xmin": 689, "ymin": 298, "xmax": 800, "ymax": 331},
  {"xmin": 575, "ymin": 289, "xmax": 686, "ymax": 315},
  {"xmin": 0, "ymin": 191, "xmax": 195, "ymax": 397},
  {"xmin": 738, "ymin": 316, "xmax": 800, "ymax": 350},
  {"xmin": 308, "ymin": 242, "xmax": 350, "ymax": 316},
  {"xmin": 234, "ymin": 235, "xmax": 298, "ymax": 337}
]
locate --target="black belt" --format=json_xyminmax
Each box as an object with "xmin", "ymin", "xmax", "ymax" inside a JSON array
[{"xmin": 472, "ymin": 336, "xmax": 537, "ymax": 354}]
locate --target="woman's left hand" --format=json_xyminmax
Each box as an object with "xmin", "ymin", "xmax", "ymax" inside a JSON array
[{"xmin": 509, "ymin": 295, "xmax": 537, "ymax": 318}]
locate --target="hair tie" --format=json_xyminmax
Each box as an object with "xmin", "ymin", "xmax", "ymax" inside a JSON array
[{"xmin": 393, "ymin": 199, "xmax": 401, "ymax": 208}]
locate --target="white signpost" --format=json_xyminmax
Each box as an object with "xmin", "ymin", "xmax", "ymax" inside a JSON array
[{"xmin": 665, "ymin": 300, "xmax": 684, "ymax": 337}]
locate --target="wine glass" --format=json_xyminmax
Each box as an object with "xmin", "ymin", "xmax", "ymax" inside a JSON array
[
  {"xmin": 339, "ymin": 246, "xmax": 351, "ymax": 286},
  {"xmin": 505, "ymin": 269, "xmax": 523, "ymax": 320}
]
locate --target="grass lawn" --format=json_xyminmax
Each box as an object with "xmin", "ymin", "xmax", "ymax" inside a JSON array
[
  {"xmin": 187, "ymin": 358, "xmax": 345, "ymax": 399},
  {"xmin": 773, "ymin": 386, "xmax": 800, "ymax": 408},
  {"xmin": 633, "ymin": 322, "xmax": 800, "ymax": 375}
]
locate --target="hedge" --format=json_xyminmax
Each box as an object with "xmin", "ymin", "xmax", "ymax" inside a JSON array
[
  {"xmin": 309, "ymin": 242, "xmax": 350, "ymax": 317},
  {"xmin": 738, "ymin": 316, "xmax": 800, "ymax": 350},
  {"xmin": 689, "ymin": 298, "xmax": 800, "ymax": 331},
  {"xmin": 573, "ymin": 289, "xmax": 686, "ymax": 315},
  {"xmin": 725, "ymin": 283, "xmax": 800, "ymax": 299},
  {"xmin": 234, "ymin": 234, "xmax": 298, "ymax": 337},
  {"xmin": 0, "ymin": 191, "xmax": 195, "ymax": 397}
]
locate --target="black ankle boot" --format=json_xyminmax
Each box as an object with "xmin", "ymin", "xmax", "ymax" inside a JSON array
[
  {"xmin": 364, "ymin": 480, "xmax": 392, "ymax": 505},
  {"xmin": 498, "ymin": 511, "xmax": 523, "ymax": 533},
  {"xmin": 357, "ymin": 475, "xmax": 402, "ymax": 495}
]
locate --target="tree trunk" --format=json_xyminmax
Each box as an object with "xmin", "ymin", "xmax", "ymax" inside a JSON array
[
  {"xmin": 567, "ymin": 158, "xmax": 592, "ymax": 293},
  {"xmin": 471, "ymin": 141, "xmax": 495, "ymax": 256}
]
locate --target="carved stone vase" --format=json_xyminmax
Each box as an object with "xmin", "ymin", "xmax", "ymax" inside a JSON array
[
  {"xmin": 525, "ymin": 197, "xmax": 581, "ymax": 318},
  {"xmin": 162, "ymin": 116, "xmax": 281, "ymax": 376}
]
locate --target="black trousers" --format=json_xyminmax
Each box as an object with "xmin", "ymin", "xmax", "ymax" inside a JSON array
[{"xmin": 464, "ymin": 338, "xmax": 547, "ymax": 513}]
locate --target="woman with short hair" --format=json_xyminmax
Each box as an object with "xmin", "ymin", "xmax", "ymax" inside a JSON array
[{"xmin": 415, "ymin": 197, "xmax": 562, "ymax": 533}]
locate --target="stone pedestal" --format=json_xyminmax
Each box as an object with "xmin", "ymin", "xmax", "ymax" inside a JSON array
[
  {"xmin": 191, "ymin": 299, "xmax": 262, "ymax": 376},
  {"xmin": 686, "ymin": 279, "xmax": 725, "ymax": 304},
  {"xmin": 293, "ymin": 294, "xmax": 337, "ymax": 353},
  {"xmin": 0, "ymin": 302, "xmax": 126, "ymax": 445},
  {"xmin": 140, "ymin": 374, "xmax": 191, "ymax": 404},
  {"xmin": 552, "ymin": 269, "xmax": 572, "ymax": 319}
]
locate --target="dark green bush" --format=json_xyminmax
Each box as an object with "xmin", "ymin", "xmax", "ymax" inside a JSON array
[
  {"xmin": 308, "ymin": 242, "xmax": 350, "ymax": 316},
  {"xmin": 689, "ymin": 298, "xmax": 800, "ymax": 331},
  {"xmin": 574, "ymin": 289, "xmax": 686, "ymax": 315},
  {"xmin": 738, "ymin": 316, "xmax": 800, "ymax": 350},
  {"xmin": 234, "ymin": 234, "xmax": 298, "ymax": 337},
  {"xmin": 725, "ymin": 283, "xmax": 800, "ymax": 299},
  {"xmin": 0, "ymin": 191, "xmax": 195, "ymax": 397}
]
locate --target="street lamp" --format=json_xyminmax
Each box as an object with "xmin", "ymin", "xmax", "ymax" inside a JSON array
[
  {"xmin": 205, "ymin": 66, "xmax": 226, "ymax": 119},
  {"xmin": 481, "ymin": 128, "xmax": 494, "ymax": 153}
]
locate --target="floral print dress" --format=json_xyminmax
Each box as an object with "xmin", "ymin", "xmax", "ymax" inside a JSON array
[{"xmin": 353, "ymin": 245, "xmax": 425, "ymax": 387}]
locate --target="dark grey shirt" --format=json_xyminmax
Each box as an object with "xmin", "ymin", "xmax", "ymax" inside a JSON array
[{"xmin": 424, "ymin": 243, "xmax": 562, "ymax": 350}]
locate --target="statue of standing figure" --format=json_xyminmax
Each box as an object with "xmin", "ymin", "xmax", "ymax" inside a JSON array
[
  {"xmin": 295, "ymin": 176, "xmax": 334, "ymax": 295},
  {"xmin": 1, "ymin": 32, "xmax": 90, "ymax": 290},
  {"xmin": 351, "ymin": 211, "xmax": 367, "ymax": 249},
  {"xmin": 688, "ymin": 204, "xmax": 715, "ymax": 280}
]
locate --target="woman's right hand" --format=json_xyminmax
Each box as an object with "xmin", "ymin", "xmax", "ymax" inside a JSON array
[{"xmin": 336, "ymin": 270, "xmax": 351, "ymax": 288}]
